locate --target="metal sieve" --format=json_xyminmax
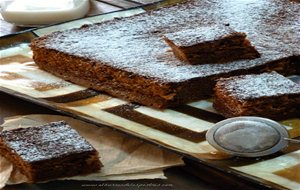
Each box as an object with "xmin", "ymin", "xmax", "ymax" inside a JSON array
[{"xmin": 206, "ymin": 117, "xmax": 299, "ymax": 157}]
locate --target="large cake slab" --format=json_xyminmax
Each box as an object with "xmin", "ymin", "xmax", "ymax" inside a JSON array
[{"xmin": 31, "ymin": 0, "xmax": 300, "ymax": 108}]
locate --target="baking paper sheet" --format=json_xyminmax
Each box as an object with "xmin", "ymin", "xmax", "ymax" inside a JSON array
[{"xmin": 0, "ymin": 114, "xmax": 183, "ymax": 188}]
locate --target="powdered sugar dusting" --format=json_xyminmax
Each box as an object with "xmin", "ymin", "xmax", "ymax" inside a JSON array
[
  {"xmin": 1, "ymin": 121, "xmax": 94, "ymax": 162},
  {"xmin": 219, "ymin": 72, "xmax": 300, "ymax": 100},
  {"xmin": 37, "ymin": 0, "xmax": 299, "ymax": 83},
  {"xmin": 164, "ymin": 25, "xmax": 244, "ymax": 47}
]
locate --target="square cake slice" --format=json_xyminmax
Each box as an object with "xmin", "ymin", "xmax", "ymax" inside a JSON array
[
  {"xmin": 163, "ymin": 25, "xmax": 260, "ymax": 64},
  {"xmin": 0, "ymin": 121, "xmax": 102, "ymax": 182},
  {"xmin": 213, "ymin": 72, "xmax": 300, "ymax": 120}
]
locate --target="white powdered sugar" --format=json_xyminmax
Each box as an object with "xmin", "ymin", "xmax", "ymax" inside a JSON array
[
  {"xmin": 39, "ymin": 0, "xmax": 299, "ymax": 83},
  {"xmin": 220, "ymin": 72, "xmax": 300, "ymax": 100},
  {"xmin": 164, "ymin": 25, "xmax": 243, "ymax": 47}
]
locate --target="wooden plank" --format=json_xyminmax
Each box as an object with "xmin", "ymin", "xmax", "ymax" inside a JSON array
[
  {"xmin": 127, "ymin": 0, "xmax": 163, "ymax": 5},
  {"xmin": 98, "ymin": 0, "xmax": 141, "ymax": 8},
  {"xmin": 88, "ymin": 0, "xmax": 122, "ymax": 16}
]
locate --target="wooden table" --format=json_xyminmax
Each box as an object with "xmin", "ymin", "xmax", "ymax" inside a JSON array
[{"xmin": 0, "ymin": 1, "xmax": 263, "ymax": 189}]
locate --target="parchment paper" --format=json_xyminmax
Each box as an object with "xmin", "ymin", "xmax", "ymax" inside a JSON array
[{"xmin": 0, "ymin": 114, "xmax": 183, "ymax": 188}]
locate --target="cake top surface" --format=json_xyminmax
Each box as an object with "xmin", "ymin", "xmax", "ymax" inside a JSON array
[
  {"xmin": 216, "ymin": 72, "xmax": 300, "ymax": 100},
  {"xmin": 0, "ymin": 121, "xmax": 95, "ymax": 163},
  {"xmin": 164, "ymin": 25, "xmax": 245, "ymax": 47},
  {"xmin": 34, "ymin": 0, "xmax": 300, "ymax": 83}
]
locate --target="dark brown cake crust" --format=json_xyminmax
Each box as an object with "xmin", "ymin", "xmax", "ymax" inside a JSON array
[
  {"xmin": 163, "ymin": 25, "xmax": 260, "ymax": 64},
  {"xmin": 0, "ymin": 121, "xmax": 102, "ymax": 182},
  {"xmin": 31, "ymin": 0, "xmax": 300, "ymax": 108},
  {"xmin": 213, "ymin": 72, "xmax": 300, "ymax": 120}
]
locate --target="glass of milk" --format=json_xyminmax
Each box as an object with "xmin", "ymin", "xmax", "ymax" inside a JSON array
[{"xmin": 0, "ymin": 0, "xmax": 90, "ymax": 26}]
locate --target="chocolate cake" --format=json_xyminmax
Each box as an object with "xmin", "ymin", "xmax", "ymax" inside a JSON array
[
  {"xmin": 0, "ymin": 121, "xmax": 102, "ymax": 182},
  {"xmin": 163, "ymin": 25, "xmax": 260, "ymax": 64},
  {"xmin": 213, "ymin": 72, "xmax": 300, "ymax": 120},
  {"xmin": 31, "ymin": 0, "xmax": 300, "ymax": 108}
]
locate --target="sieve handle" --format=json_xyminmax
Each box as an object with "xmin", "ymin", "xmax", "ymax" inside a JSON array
[{"xmin": 284, "ymin": 138, "xmax": 300, "ymax": 144}]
